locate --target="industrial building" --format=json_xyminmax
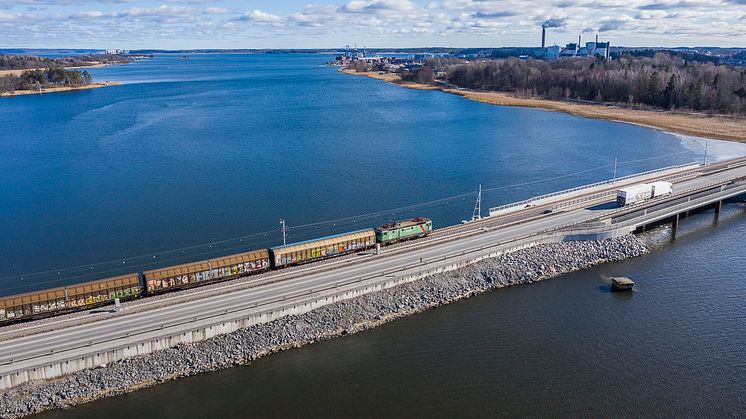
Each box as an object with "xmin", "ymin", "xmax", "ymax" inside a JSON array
[{"xmin": 541, "ymin": 26, "xmax": 610, "ymax": 60}]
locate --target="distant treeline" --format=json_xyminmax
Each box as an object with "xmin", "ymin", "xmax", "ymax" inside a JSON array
[
  {"xmin": 0, "ymin": 68, "xmax": 93, "ymax": 93},
  {"xmin": 0, "ymin": 54, "xmax": 130, "ymax": 71},
  {"xmin": 617, "ymin": 48, "xmax": 746, "ymax": 64},
  {"xmin": 130, "ymin": 48, "xmax": 464, "ymax": 55},
  {"xmin": 445, "ymin": 53, "xmax": 746, "ymax": 115}
]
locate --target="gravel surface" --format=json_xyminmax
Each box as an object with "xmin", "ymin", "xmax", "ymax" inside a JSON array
[{"xmin": 0, "ymin": 236, "xmax": 647, "ymax": 418}]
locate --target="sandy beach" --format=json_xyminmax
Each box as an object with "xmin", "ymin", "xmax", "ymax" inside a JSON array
[
  {"xmin": 0, "ymin": 61, "xmax": 123, "ymax": 97},
  {"xmin": 0, "ymin": 81, "xmax": 121, "ymax": 97},
  {"xmin": 340, "ymin": 69, "xmax": 746, "ymax": 143}
]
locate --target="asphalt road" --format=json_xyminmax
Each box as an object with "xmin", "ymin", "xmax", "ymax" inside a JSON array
[{"xmin": 2, "ymin": 163, "xmax": 746, "ymax": 373}]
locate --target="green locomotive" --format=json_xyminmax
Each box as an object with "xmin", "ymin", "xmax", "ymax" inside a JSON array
[
  {"xmin": 1, "ymin": 216, "xmax": 434, "ymax": 324},
  {"xmin": 375, "ymin": 217, "xmax": 432, "ymax": 245}
]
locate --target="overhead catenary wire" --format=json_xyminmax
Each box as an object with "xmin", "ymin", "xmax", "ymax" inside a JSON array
[
  {"xmin": 0, "ymin": 150, "xmax": 700, "ymax": 289},
  {"xmin": 0, "ymin": 197, "xmax": 479, "ymax": 290},
  {"xmin": 285, "ymin": 191, "xmax": 477, "ymax": 231},
  {"xmin": 616, "ymin": 150, "xmax": 695, "ymax": 167},
  {"xmin": 0, "ymin": 229, "xmax": 282, "ymax": 283}
]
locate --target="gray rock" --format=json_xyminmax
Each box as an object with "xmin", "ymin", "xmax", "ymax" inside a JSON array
[{"xmin": 0, "ymin": 236, "xmax": 647, "ymax": 419}]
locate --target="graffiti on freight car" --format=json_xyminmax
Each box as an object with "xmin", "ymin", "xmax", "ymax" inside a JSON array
[
  {"xmin": 0, "ymin": 285, "xmax": 143, "ymax": 321},
  {"xmin": 147, "ymin": 258, "xmax": 269, "ymax": 292},
  {"xmin": 278, "ymin": 240, "xmax": 373, "ymax": 265},
  {"xmin": 2, "ymin": 219, "xmax": 430, "ymax": 324}
]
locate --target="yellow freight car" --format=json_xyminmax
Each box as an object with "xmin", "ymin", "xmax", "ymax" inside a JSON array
[{"xmin": 270, "ymin": 229, "xmax": 376, "ymax": 268}]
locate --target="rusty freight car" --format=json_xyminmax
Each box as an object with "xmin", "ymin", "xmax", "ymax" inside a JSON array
[
  {"xmin": 270, "ymin": 229, "xmax": 376, "ymax": 268},
  {"xmin": 143, "ymin": 248, "xmax": 270, "ymax": 293},
  {"xmin": 0, "ymin": 273, "xmax": 141, "ymax": 323}
]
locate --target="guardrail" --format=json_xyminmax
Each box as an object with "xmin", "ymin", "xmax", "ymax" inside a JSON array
[
  {"xmin": 0, "ymin": 230, "xmax": 562, "ymax": 371},
  {"xmin": 615, "ymin": 183, "xmax": 746, "ymax": 227},
  {"xmin": 15, "ymin": 173, "xmax": 741, "ymax": 369},
  {"xmin": 603, "ymin": 179, "xmax": 743, "ymax": 223},
  {"xmin": 4, "ymin": 169, "xmax": 746, "ymax": 378},
  {"xmin": 451, "ymin": 167, "xmax": 703, "ymax": 237},
  {"xmin": 556, "ymin": 181, "xmax": 746, "ymax": 235},
  {"xmin": 487, "ymin": 162, "xmax": 700, "ymax": 214}
]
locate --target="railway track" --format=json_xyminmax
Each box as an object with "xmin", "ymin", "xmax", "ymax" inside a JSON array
[{"xmin": 4, "ymin": 158, "xmax": 746, "ymax": 338}]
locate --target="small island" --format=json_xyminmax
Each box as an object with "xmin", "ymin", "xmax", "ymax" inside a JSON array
[{"xmin": 0, "ymin": 53, "xmax": 133, "ymax": 97}]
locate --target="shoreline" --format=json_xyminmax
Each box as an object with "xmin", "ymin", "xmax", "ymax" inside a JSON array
[
  {"xmin": 339, "ymin": 68, "xmax": 746, "ymax": 143},
  {"xmin": 0, "ymin": 82, "xmax": 121, "ymax": 97},
  {"xmin": 0, "ymin": 61, "xmax": 121, "ymax": 78},
  {"xmin": 0, "ymin": 236, "xmax": 647, "ymax": 418},
  {"xmin": 0, "ymin": 61, "xmax": 124, "ymax": 97}
]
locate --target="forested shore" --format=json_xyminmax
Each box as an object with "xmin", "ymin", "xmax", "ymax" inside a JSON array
[
  {"xmin": 0, "ymin": 54, "xmax": 130, "ymax": 95},
  {"xmin": 444, "ymin": 53, "xmax": 746, "ymax": 116},
  {"xmin": 0, "ymin": 68, "xmax": 95, "ymax": 94},
  {"xmin": 0, "ymin": 54, "xmax": 130, "ymax": 71},
  {"xmin": 349, "ymin": 52, "xmax": 746, "ymax": 116},
  {"xmin": 340, "ymin": 52, "xmax": 746, "ymax": 142}
]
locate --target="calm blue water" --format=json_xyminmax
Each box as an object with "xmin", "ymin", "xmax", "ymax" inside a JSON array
[
  {"xmin": 5, "ymin": 53, "xmax": 746, "ymax": 418},
  {"xmin": 36, "ymin": 200, "xmax": 746, "ymax": 419},
  {"xmin": 1, "ymin": 53, "xmax": 742, "ymax": 294}
]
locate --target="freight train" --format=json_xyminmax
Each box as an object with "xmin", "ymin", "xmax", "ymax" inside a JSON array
[{"xmin": 0, "ymin": 217, "xmax": 433, "ymax": 324}]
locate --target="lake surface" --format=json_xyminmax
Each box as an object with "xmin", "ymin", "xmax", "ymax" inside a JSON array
[
  {"xmin": 4, "ymin": 53, "xmax": 746, "ymax": 417},
  {"xmin": 3, "ymin": 53, "xmax": 745, "ymax": 294},
  {"xmin": 35, "ymin": 200, "xmax": 746, "ymax": 419}
]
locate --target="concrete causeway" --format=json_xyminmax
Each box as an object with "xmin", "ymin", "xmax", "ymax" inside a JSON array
[{"xmin": 2, "ymin": 157, "xmax": 746, "ymax": 393}]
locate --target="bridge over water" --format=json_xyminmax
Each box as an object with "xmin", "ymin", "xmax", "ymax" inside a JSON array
[{"xmin": 2, "ymin": 156, "xmax": 746, "ymax": 391}]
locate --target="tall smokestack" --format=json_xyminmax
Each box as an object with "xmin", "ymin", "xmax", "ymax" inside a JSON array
[
  {"xmin": 595, "ymin": 34, "xmax": 598, "ymax": 44},
  {"xmin": 541, "ymin": 27, "xmax": 546, "ymax": 49},
  {"xmin": 577, "ymin": 35, "xmax": 581, "ymax": 56}
]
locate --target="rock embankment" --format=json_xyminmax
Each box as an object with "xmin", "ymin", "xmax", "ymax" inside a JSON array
[{"xmin": 0, "ymin": 236, "xmax": 647, "ymax": 418}]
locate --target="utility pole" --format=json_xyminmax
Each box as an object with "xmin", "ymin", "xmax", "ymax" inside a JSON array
[
  {"xmin": 703, "ymin": 141, "xmax": 709, "ymax": 166},
  {"xmin": 472, "ymin": 184, "xmax": 482, "ymax": 222},
  {"xmin": 613, "ymin": 157, "xmax": 618, "ymax": 180},
  {"xmin": 279, "ymin": 219, "xmax": 287, "ymax": 246}
]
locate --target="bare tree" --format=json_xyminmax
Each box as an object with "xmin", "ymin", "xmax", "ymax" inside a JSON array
[{"xmin": 445, "ymin": 52, "xmax": 746, "ymax": 115}]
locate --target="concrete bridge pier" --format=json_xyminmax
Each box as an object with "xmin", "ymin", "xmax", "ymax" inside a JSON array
[
  {"xmin": 671, "ymin": 213, "xmax": 680, "ymax": 238},
  {"xmin": 712, "ymin": 200, "xmax": 723, "ymax": 225}
]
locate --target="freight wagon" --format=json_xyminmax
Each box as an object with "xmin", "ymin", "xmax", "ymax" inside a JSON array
[
  {"xmin": 270, "ymin": 229, "xmax": 376, "ymax": 268},
  {"xmin": 616, "ymin": 181, "xmax": 673, "ymax": 206},
  {"xmin": 0, "ymin": 273, "xmax": 141, "ymax": 323},
  {"xmin": 375, "ymin": 217, "xmax": 432, "ymax": 245},
  {"xmin": 144, "ymin": 249, "xmax": 270, "ymax": 293},
  {"xmin": 0, "ymin": 217, "xmax": 431, "ymax": 325}
]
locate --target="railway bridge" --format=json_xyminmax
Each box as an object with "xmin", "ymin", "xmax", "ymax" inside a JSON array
[{"xmin": 2, "ymin": 156, "xmax": 746, "ymax": 391}]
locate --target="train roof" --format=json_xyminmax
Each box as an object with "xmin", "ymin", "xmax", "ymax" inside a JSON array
[
  {"xmin": 143, "ymin": 248, "xmax": 268, "ymax": 280},
  {"xmin": 270, "ymin": 229, "xmax": 375, "ymax": 252},
  {"xmin": 375, "ymin": 217, "xmax": 431, "ymax": 232},
  {"xmin": 0, "ymin": 272, "xmax": 139, "ymax": 305}
]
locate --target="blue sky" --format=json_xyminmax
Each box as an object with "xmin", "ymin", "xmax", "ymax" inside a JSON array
[{"xmin": 1, "ymin": 0, "xmax": 745, "ymax": 49}]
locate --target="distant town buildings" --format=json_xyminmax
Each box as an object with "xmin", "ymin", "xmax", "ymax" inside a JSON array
[{"xmin": 101, "ymin": 49, "xmax": 129, "ymax": 55}]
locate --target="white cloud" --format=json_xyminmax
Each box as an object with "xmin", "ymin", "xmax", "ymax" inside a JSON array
[
  {"xmin": 0, "ymin": 0, "xmax": 744, "ymax": 48},
  {"xmin": 242, "ymin": 9, "xmax": 284, "ymax": 24},
  {"xmin": 337, "ymin": 0, "xmax": 418, "ymax": 14},
  {"xmin": 205, "ymin": 7, "xmax": 230, "ymax": 15}
]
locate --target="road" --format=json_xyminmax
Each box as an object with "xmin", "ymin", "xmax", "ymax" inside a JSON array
[{"xmin": 2, "ymin": 161, "xmax": 746, "ymax": 377}]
